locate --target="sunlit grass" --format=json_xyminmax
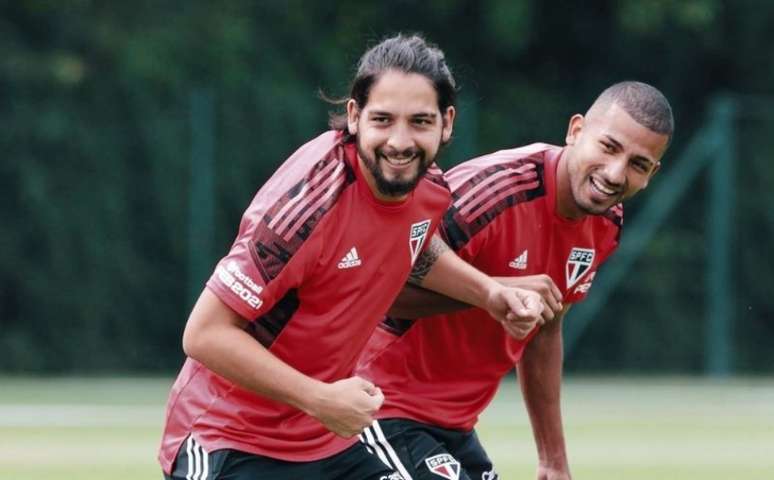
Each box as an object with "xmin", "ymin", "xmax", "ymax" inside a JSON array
[{"xmin": 1, "ymin": 376, "xmax": 772, "ymax": 479}]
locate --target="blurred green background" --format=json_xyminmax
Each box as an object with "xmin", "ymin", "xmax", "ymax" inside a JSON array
[
  {"xmin": 1, "ymin": 1, "xmax": 773, "ymax": 478},
  {"xmin": 2, "ymin": 0, "xmax": 771, "ymax": 375}
]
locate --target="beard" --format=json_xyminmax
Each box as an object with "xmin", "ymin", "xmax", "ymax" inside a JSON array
[{"xmin": 356, "ymin": 141, "xmax": 435, "ymax": 198}]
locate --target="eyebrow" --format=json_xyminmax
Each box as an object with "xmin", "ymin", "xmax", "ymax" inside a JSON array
[
  {"xmin": 603, "ymin": 134, "xmax": 623, "ymax": 150},
  {"xmin": 367, "ymin": 111, "xmax": 438, "ymax": 118},
  {"xmin": 603, "ymin": 134, "xmax": 655, "ymax": 166}
]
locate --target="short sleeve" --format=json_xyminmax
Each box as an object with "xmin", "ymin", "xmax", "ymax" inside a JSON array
[
  {"xmin": 206, "ymin": 219, "xmax": 320, "ymax": 321},
  {"xmin": 439, "ymin": 207, "xmax": 489, "ymax": 262}
]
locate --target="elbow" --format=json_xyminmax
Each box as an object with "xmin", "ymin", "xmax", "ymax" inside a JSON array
[
  {"xmin": 181, "ymin": 289, "xmax": 248, "ymax": 361},
  {"xmin": 181, "ymin": 329, "xmax": 193, "ymax": 358},
  {"xmin": 182, "ymin": 318, "xmax": 206, "ymax": 360}
]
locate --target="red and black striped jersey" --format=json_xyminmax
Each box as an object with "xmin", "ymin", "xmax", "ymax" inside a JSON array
[
  {"xmin": 159, "ymin": 131, "xmax": 450, "ymax": 471},
  {"xmin": 356, "ymin": 143, "xmax": 621, "ymax": 431}
]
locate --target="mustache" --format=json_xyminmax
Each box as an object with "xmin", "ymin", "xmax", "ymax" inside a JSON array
[{"xmin": 376, "ymin": 147, "xmax": 423, "ymax": 159}]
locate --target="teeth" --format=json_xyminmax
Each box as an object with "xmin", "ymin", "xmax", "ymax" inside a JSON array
[
  {"xmin": 385, "ymin": 156, "xmax": 415, "ymax": 166},
  {"xmin": 591, "ymin": 177, "xmax": 616, "ymax": 196}
]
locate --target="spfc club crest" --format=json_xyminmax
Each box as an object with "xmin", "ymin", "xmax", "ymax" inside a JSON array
[
  {"xmin": 409, "ymin": 219, "xmax": 431, "ymax": 266},
  {"xmin": 425, "ymin": 453, "xmax": 461, "ymax": 480},
  {"xmin": 566, "ymin": 247, "xmax": 595, "ymax": 288}
]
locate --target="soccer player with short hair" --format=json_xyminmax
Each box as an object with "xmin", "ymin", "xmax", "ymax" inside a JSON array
[
  {"xmin": 158, "ymin": 34, "xmax": 542, "ymax": 480},
  {"xmin": 356, "ymin": 81, "xmax": 674, "ymax": 480}
]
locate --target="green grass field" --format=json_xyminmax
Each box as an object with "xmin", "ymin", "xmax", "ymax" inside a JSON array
[{"xmin": 1, "ymin": 376, "xmax": 772, "ymax": 479}]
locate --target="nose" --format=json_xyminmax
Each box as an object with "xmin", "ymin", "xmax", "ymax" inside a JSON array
[
  {"xmin": 602, "ymin": 156, "xmax": 627, "ymax": 187},
  {"xmin": 386, "ymin": 122, "xmax": 415, "ymax": 153}
]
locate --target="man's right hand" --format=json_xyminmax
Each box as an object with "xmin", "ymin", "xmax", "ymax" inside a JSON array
[
  {"xmin": 496, "ymin": 287, "xmax": 544, "ymax": 339},
  {"xmin": 496, "ymin": 274, "xmax": 563, "ymax": 323},
  {"xmin": 306, "ymin": 376, "xmax": 384, "ymax": 438}
]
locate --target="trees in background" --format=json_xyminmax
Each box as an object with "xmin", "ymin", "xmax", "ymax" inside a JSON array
[{"xmin": 1, "ymin": 0, "xmax": 771, "ymax": 372}]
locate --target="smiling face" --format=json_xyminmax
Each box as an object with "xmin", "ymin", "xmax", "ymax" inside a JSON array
[
  {"xmin": 558, "ymin": 102, "xmax": 670, "ymax": 218},
  {"xmin": 346, "ymin": 69, "xmax": 455, "ymax": 202}
]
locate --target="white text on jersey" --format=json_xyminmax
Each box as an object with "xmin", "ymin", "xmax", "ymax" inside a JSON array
[{"xmin": 216, "ymin": 261, "xmax": 264, "ymax": 309}]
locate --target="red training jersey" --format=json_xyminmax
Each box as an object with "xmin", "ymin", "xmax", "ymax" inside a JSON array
[
  {"xmin": 159, "ymin": 131, "xmax": 450, "ymax": 472},
  {"xmin": 356, "ymin": 143, "xmax": 622, "ymax": 431}
]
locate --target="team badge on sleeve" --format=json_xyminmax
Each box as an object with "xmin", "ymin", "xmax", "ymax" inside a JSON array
[
  {"xmin": 566, "ymin": 247, "xmax": 595, "ymax": 288},
  {"xmin": 409, "ymin": 219, "xmax": 431, "ymax": 266},
  {"xmin": 425, "ymin": 453, "xmax": 461, "ymax": 480}
]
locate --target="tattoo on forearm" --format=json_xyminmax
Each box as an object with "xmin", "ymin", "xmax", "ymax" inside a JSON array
[{"xmin": 408, "ymin": 236, "xmax": 450, "ymax": 286}]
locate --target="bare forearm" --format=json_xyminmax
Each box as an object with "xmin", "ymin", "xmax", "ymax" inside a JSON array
[
  {"xmin": 518, "ymin": 313, "xmax": 569, "ymax": 468},
  {"xmin": 408, "ymin": 234, "xmax": 451, "ymax": 286},
  {"xmin": 183, "ymin": 290, "xmax": 323, "ymax": 414},
  {"xmin": 188, "ymin": 326, "xmax": 322, "ymax": 413},
  {"xmin": 387, "ymin": 283, "xmax": 473, "ymax": 318},
  {"xmin": 390, "ymin": 274, "xmax": 561, "ymax": 320},
  {"xmin": 184, "ymin": 289, "xmax": 385, "ymax": 439},
  {"xmin": 411, "ymin": 235, "xmax": 500, "ymax": 309}
]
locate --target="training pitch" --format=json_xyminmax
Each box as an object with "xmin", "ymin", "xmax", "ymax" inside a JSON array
[{"xmin": 0, "ymin": 376, "xmax": 772, "ymax": 479}]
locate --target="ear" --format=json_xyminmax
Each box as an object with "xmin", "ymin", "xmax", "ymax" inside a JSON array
[
  {"xmin": 441, "ymin": 106, "xmax": 456, "ymax": 144},
  {"xmin": 565, "ymin": 114, "xmax": 584, "ymax": 146},
  {"xmin": 346, "ymin": 99, "xmax": 359, "ymax": 135},
  {"xmin": 643, "ymin": 161, "xmax": 661, "ymax": 188}
]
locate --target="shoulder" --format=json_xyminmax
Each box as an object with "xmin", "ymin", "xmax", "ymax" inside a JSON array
[
  {"xmin": 444, "ymin": 142, "xmax": 558, "ymax": 192},
  {"xmin": 260, "ymin": 130, "xmax": 356, "ymax": 235},
  {"xmin": 244, "ymin": 132, "xmax": 356, "ymax": 281},
  {"xmin": 260, "ymin": 130, "xmax": 355, "ymax": 215},
  {"xmin": 441, "ymin": 144, "xmax": 557, "ymax": 251},
  {"xmin": 287, "ymin": 130, "xmax": 343, "ymax": 165},
  {"xmin": 416, "ymin": 163, "xmax": 452, "ymax": 202},
  {"xmin": 270, "ymin": 131, "xmax": 353, "ymax": 187},
  {"xmin": 448, "ymin": 143, "xmax": 557, "ymax": 216}
]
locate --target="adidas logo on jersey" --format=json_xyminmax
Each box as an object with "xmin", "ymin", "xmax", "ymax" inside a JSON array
[
  {"xmin": 508, "ymin": 250, "xmax": 528, "ymax": 270},
  {"xmin": 337, "ymin": 247, "xmax": 362, "ymax": 269}
]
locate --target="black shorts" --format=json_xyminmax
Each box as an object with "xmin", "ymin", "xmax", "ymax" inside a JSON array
[
  {"xmin": 164, "ymin": 435, "xmax": 400, "ymax": 480},
  {"xmin": 359, "ymin": 419, "xmax": 499, "ymax": 480}
]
